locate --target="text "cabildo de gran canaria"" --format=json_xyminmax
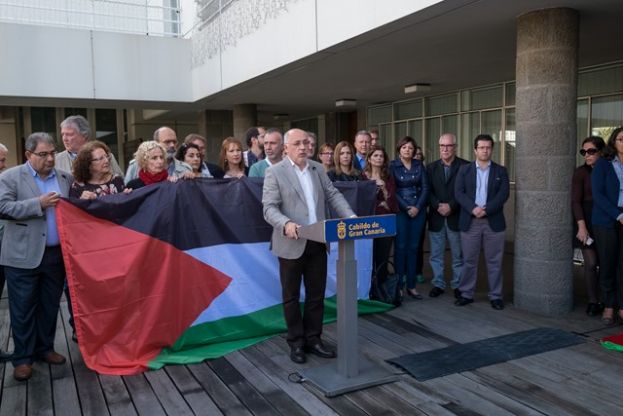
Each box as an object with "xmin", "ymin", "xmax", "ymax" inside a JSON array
[{"xmin": 347, "ymin": 221, "xmax": 386, "ymax": 238}]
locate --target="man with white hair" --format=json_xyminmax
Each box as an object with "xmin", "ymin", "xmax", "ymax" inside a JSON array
[{"xmin": 56, "ymin": 115, "xmax": 124, "ymax": 177}]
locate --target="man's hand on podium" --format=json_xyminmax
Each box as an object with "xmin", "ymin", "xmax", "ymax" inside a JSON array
[{"xmin": 285, "ymin": 221, "xmax": 301, "ymax": 239}]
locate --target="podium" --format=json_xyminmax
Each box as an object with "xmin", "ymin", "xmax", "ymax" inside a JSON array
[{"xmin": 297, "ymin": 214, "xmax": 398, "ymax": 397}]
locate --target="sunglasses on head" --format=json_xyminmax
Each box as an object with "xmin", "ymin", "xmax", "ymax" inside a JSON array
[{"xmin": 579, "ymin": 148, "xmax": 598, "ymax": 156}]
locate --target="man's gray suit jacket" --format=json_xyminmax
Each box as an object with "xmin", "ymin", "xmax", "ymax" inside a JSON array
[
  {"xmin": 0, "ymin": 164, "xmax": 73, "ymax": 269},
  {"xmin": 262, "ymin": 158, "xmax": 355, "ymax": 260}
]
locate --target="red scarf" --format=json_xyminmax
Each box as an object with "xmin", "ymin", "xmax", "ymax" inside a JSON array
[{"xmin": 138, "ymin": 169, "xmax": 168, "ymax": 185}]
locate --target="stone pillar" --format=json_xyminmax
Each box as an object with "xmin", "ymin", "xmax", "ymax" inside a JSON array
[
  {"xmin": 514, "ymin": 8, "xmax": 579, "ymax": 315},
  {"xmin": 233, "ymin": 104, "xmax": 257, "ymax": 142}
]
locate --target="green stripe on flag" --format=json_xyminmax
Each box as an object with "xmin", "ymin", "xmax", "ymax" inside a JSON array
[
  {"xmin": 601, "ymin": 340, "xmax": 623, "ymax": 353},
  {"xmin": 148, "ymin": 298, "xmax": 392, "ymax": 370}
]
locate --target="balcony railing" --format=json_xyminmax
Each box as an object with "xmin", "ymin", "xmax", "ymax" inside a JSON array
[{"xmin": 0, "ymin": 0, "xmax": 182, "ymax": 37}]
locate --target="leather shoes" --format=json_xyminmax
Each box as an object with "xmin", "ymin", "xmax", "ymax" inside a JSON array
[
  {"xmin": 586, "ymin": 302, "xmax": 604, "ymax": 317},
  {"xmin": 454, "ymin": 296, "xmax": 474, "ymax": 306},
  {"xmin": 290, "ymin": 346, "xmax": 306, "ymax": 364},
  {"xmin": 429, "ymin": 287, "xmax": 444, "ymax": 298},
  {"xmin": 454, "ymin": 288, "xmax": 462, "ymax": 299},
  {"xmin": 490, "ymin": 299, "xmax": 505, "ymax": 310},
  {"xmin": 41, "ymin": 351, "xmax": 67, "ymax": 365},
  {"xmin": 305, "ymin": 342, "xmax": 336, "ymax": 359},
  {"xmin": 13, "ymin": 364, "xmax": 33, "ymax": 381}
]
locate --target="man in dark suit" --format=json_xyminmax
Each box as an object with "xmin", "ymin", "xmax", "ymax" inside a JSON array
[
  {"xmin": 0, "ymin": 132, "xmax": 73, "ymax": 381},
  {"xmin": 454, "ymin": 134, "xmax": 509, "ymax": 310},
  {"xmin": 263, "ymin": 128, "xmax": 355, "ymax": 364},
  {"xmin": 352, "ymin": 130, "xmax": 371, "ymax": 171},
  {"xmin": 427, "ymin": 133, "xmax": 469, "ymax": 298}
]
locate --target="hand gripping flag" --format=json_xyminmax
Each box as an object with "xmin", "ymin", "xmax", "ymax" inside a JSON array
[{"xmin": 57, "ymin": 178, "xmax": 390, "ymax": 375}]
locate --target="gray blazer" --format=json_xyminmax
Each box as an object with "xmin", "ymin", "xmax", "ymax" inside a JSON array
[
  {"xmin": 56, "ymin": 149, "xmax": 124, "ymax": 178},
  {"xmin": 0, "ymin": 164, "xmax": 73, "ymax": 269},
  {"xmin": 262, "ymin": 158, "xmax": 355, "ymax": 259}
]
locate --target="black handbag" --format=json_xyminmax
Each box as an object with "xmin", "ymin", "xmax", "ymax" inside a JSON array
[{"xmin": 370, "ymin": 260, "xmax": 403, "ymax": 306}]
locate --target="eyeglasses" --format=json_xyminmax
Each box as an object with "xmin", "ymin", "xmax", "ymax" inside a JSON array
[
  {"xmin": 91, "ymin": 154, "xmax": 112, "ymax": 163},
  {"xmin": 579, "ymin": 148, "xmax": 598, "ymax": 156},
  {"xmin": 30, "ymin": 150, "xmax": 57, "ymax": 158},
  {"xmin": 319, "ymin": 152, "xmax": 333, "ymax": 156},
  {"xmin": 439, "ymin": 144, "xmax": 455, "ymax": 149}
]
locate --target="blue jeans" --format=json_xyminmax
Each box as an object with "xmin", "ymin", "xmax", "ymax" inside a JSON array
[
  {"xmin": 429, "ymin": 221, "xmax": 463, "ymax": 290},
  {"xmin": 5, "ymin": 246, "xmax": 65, "ymax": 366},
  {"xmin": 395, "ymin": 211, "xmax": 426, "ymax": 289}
]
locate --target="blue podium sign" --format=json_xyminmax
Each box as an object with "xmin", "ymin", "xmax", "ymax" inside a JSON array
[{"xmin": 324, "ymin": 214, "xmax": 396, "ymax": 242}]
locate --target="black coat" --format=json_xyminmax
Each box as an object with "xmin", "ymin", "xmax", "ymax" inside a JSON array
[{"xmin": 426, "ymin": 157, "xmax": 469, "ymax": 232}]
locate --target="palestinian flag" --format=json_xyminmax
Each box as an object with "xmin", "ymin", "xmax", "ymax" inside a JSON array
[
  {"xmin": 602, "ymin": 333, "xmax": 623, "ymax": 352},
  {"xmin": 57, "ymin": 178, "xmax": 391, "ymax": 375}
]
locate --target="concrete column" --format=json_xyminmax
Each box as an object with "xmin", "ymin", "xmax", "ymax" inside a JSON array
[
  {"xmin": 232, "ymin": 104, "xmax": 257, "ymax": 142},
  {"xmin": 199, "ymin": 109, "xmax": 233, "ymax": 162},
  {"xmin": 514, "ymin": 8, "xmax": 579, "ymax": 315}
]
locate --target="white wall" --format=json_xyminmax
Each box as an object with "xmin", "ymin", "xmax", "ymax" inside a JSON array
[
  {"xmin": 0, "ymin": 22, "xmax": 192, "ymax": 102},
  {"xmin": 191, "ymin": 0, "xmax": 440, "ymax": 100}
]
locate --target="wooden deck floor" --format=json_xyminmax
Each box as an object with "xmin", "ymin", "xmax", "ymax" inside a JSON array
[{"xmin": 1, "ymin": 285, "xmax": 622, "ymax": 416}]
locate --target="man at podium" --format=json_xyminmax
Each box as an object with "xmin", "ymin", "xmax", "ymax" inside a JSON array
[{"xmin": 263, "ymin": 128, "xmax": 356, "ymax": 364}]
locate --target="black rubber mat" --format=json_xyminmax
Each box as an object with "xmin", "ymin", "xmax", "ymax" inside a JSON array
[{"xmin": 387, "ymin": 327, "xmax": 584, "ymax": 381}]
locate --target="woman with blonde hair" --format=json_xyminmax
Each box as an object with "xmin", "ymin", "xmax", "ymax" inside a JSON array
[
  {"xmin": 126, "ymin": 141, "xmax": 179, "ymax": 189},
  {"xmin": 328, "ymin": 141, "xmax": 360, "ymax": 181},
  {"xmin": 219, "ymin": 137, "xmax": 248, "ymax": 178}
]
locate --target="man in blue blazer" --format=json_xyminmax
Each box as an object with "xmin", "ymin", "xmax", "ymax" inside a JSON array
[
  {"xmin": 0, "ymin": 133, "xmax": 73, "ymax": 381},
  {"xmin": 454, "ymin": 134, "xmax": 510, "ymax": 310}
]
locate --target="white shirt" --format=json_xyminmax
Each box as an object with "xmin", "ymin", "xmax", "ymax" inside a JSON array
[{"xmin": 288, "ymin": 157, "xmax": 317, "ymax": 225}]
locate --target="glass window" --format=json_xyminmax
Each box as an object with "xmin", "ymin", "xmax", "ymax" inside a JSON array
[
  {"xmin": 95, "ymin": 109, "xmax": 118, "ymax": 158},
  {"xmin": 505, "ymin": 109, "xmax": 516, "ymax": 181},
  {"xmin": 31, "ymin": 107, "xmax": 57, "ymax": 141},
  {"xmin": 461, "ymin": 85, "xmax": 503, "ymax": 111},
  {"xmin": 394, "ymin": 100, "xmax": 422, "ymax": 120},
  {"xmin": 368, "ymin": 105, "xmax": 392, "ymax": 126},
  {"xmin": 505, "ymin": 82, "xmax": 515, "ymax": 106},
  {"xmin": 394, "ymin": 122, "xmax": 408, "ymax": 144},
  {"xmin": 426, "ymin": 93, "xmax": 458, "ymax": 116},
  {"xmin": 576, "ymin": 99, "xmax": 589, "ymax": 166},
  {"xmin": 64, "ymin": 108, "xmax": 87, "ymax": 118},
  {"xmin": 578, "ymin": 65, "xmax": 623, "ymax": 97},
  {"xmin": 590, "ymin": 94, "xmax": 623, "ymax": 140},
  {"xmin": 481, "ymin": 109, "xmax": 502, "ymax": 162},
  {"xmin": 408, "ymin": 119, "xmax": 423, "ymax": 145},
  {"xmin": 460, "ymin": 112, "xmax": 479, "ymax": 161},
  {"xmin": 425, "ymin": 118, "xmax": 441, "ymax": 162},
  {"xmin": 379, "ymin": 124, "xmax": 393, "ymax": 156}
]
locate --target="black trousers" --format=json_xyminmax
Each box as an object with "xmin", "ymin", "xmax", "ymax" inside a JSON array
[
  {"xmin": 593, "ymin": 224, "xmax": 623, "ymax": 308},
  {"xmin": 373, "ymin": 236, "xmax": 394, "ymax": 284},
  {"xmin": 278, "ymin": 241, "xmax": 327, "ymax": 347}
]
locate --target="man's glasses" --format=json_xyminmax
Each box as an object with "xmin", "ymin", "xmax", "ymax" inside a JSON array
[
  {"xmin": 30, "ymin": 150, "xmax": 57, "ymax": 158},
  {"xmin": 579, "ymin": 148, "xmax": 598, "ymax": 156},
  {"xmin": 439, "ymin": 144, "xmax": 455, "ymax": 149}
]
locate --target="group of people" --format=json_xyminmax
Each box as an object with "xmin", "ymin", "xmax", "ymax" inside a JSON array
[{"xmin": 573, "ymin": 127, "xmax": 623, "ymax": 325}]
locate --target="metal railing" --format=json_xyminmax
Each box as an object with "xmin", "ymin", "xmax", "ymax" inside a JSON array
[{"xmin": 0, "ymin": 0, "xmax": 182, "ymax": 37}]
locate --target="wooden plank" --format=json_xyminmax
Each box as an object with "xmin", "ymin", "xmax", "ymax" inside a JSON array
[
  {"xmin": 207, "ymin": 357, "xmax": 278, "ymax": 416},
  {"xmin": 59, "ymin": 303, "xmax": 110, "ymax": 416},
  {"xmin": 0, "ymin": 332, "xmax": 26, "ymax": 416},
  {"xmin": 252, "ymin": 339, "xmax": 366, "ymax": 416},
  {"xmin": 143, "ymin": 369, "xmax": 194, "ymax": 416},
  {"xmin": 224, "ymin": 351, "xmax": 308, "ymax": 416},
  {"xmin": 164, "ymin": 365, "xmax": 222, "ymax": 416},
  {"xmin": 186, "ymin": 362, "xmax": 253, "ymax": 416},
  {"xmin": 122, "ymin": 374, "xmax": 166, "ymax": 416},
  {"xmin": 99, "ymin": 375, "xmax": 137, "ymax": 416},
  {"xmin": 239, "ymin": 345, "xmax": 340, "ymax": 416},
  {"xmin": 27, "ymin": 362, "xmax": 54, "ymax": 416},
  {"xmin": 51, "ymin": 305, "xmax": 82, "ymax": 416}
]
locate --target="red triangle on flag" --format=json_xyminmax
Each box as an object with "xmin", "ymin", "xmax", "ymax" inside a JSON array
[{"xmin": 57, "ymin": 200, "xmax": 232, "ymax": 375}]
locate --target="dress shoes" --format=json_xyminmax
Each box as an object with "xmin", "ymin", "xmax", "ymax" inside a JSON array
[
  {"xmin": 454, "ymin": 296, "xmax": 474, "ymax": 306},
  {"xmin": 429, "ymin": 287, "xmax": 445, "ymax": 298},
  {"xmin": 13, "ymin": 364, "xmax": 33, "ymax": 382},
  {"xmin": 290, "ymin": 346, "xmax": 306, "ymax": 364},
  {"xmin": 406, "ymin": 288, "xmax": 423, "ymax": 300},
  {"xmin": 454, "ymin": 288, "xmax": 462, "ymax": 299},
  {"xmin": 490, "ymin": 299, "xmax": 505, "ymax": 310},
  {"xmin": 41, "ymin": 351, "xmax": 67, "ymax": 365},
  {"xmin": 305, "ymin": 342, "xmax": 336, "ymax": 359}
]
